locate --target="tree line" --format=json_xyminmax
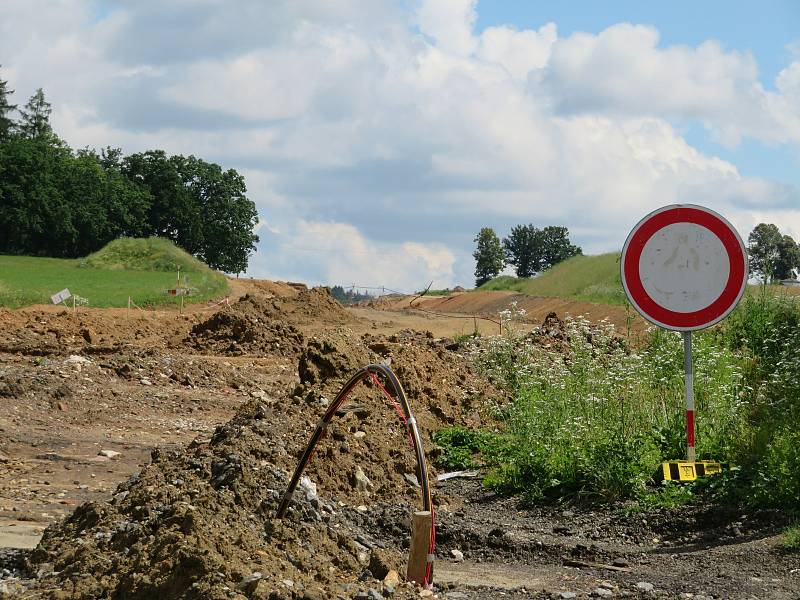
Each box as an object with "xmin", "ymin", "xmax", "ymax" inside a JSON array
[
  {"xmin": 473, "ymin": 225, "xmax": 582, "ymax": 286},
  {"xmin": 0, "ymin": 69, "xmax": 259, "ymax": 273},
  {"xmin": 474, "ymin": 220, "xmax": 800, "ymax": 289}
]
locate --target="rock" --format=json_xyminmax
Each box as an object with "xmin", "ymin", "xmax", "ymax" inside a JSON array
[
  {"xmin": 281, "ymin": 579, "xmax": 294, "ymax": 589},
  {"xmin": 140, "ymin": 377, "xmax": 153, "ymax": 386},
  {"xmin": 367, "ymin": 589, "xmax": 384, "ymax": 600},
  {"xmin": 353, "ymin": 467, "xmax": 373, "ymax": 492},
  {"xmin": 237, "ymin": 572, "xmax": 262, "ymax": 592},
  {"xmin": 449, "ymin": 548, "xmax": 464, "ymax": 562},
  {"xmin": 354, "ymin": 431, "xmax": 366, "ymax": 439},
  {"xmin": 64, "ymin": 355, "xmax": 90, "ymax": 365},
  {"xmin": 368, "ymin": 549, "xmax": 393, "ymax": 579},
  {"xmin": 354, "ymin": 592, "xmax": 370, "ymax": 600},
  {"xmin": 559, "ymin": 593, "xmax": 577, "ymax": 600},
  {"xmin": 636, "ymin": 582, "xmax": 654, "ymax": 593},
  {"xmin": 80, "ymin": 327, "xmax": 96, "ymax": 344},
  {"xmin": 403, "ymin": 473, "xmax": 420, "ymax": 488},
  {"xmin": 57, "ymin": 401, "xmax": 68, "ymax": 412},
  {"xmin": 613, "ymin": 558, "xmax": 629, "ymax": 567},
  {"xmin": 383, "ymin": 570, "xmax": 400, "ymax": 588},
  {"xmin": 593, "ymin": 588, "xmax": 613, "ymax": 597},
  {"xmin": 98, "ymin": 450, "xmax": 121, "ymax": 459},
  {"xmin": 300, "ymin": 475, "xmax": 317, "ymax": 500},
  {"xmin": 419, "ymin": 591, "xmax": 434, "ymax": 598}
]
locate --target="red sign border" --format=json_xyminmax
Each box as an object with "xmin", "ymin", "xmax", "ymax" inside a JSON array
[{"xmin": 621, "ymin": 204, "xmax": 748, "ymax": 331}]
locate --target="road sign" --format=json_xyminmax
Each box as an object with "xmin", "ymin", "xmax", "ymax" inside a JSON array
[
  {"xmin": 51, "ymin": 288, "xmax": 71, "ymax": 305},
  {"xmin": 621, "ymin": 204, "xmax": 748, "ymax": 463},
  {"xmin": 621, "ymin": 204, "xmax": 748, "ymax": 331}
]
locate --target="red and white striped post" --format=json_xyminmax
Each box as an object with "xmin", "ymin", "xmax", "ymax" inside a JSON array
[{"xmin": 683, "ymin": 331, "xmax": 695, "ymax": 462}]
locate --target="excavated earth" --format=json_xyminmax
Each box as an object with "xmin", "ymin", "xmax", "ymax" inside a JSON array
[{"xmin": 0, "ymin": 284, "xmax": 797, "ymax": 599}]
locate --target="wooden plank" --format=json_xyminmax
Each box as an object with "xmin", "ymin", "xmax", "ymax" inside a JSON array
[{"xmin": 407, "ymin": 510, "xmax": 433, "ymax": 586}]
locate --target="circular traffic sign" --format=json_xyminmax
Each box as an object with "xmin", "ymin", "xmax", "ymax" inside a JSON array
[{"xmin": 621, "ymin": 204, "xmax": 748, "ymax": 331}]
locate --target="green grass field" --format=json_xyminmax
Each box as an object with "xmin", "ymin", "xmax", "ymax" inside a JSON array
[
  {"xmin": 0, "ymin": 238, "xmax": 228, "ymax": 308},
  {"xmin": 479, "ymin": 253, "xmax": 800, "ymax": 306},
  {"xmin": 480, "ymin": 253, "xmax": 626, "ymax": 304}
]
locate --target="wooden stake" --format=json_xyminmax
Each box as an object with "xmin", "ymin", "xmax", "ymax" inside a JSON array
[
  {"xmin": 407, "ymin": 510, "xmax": 433, "ymax": 586},
  {"xmin": 127, "ymin": 296, "xmax": 131, "ymax": 320},
  {"xmin": 72, "ymin": 295, "xmax": 76, "ymax": 316}
]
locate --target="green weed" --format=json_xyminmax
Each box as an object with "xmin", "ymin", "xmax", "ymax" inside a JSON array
[{"xmin": 779, "ymin": 525, "xmax": 800, "ymax": 552}]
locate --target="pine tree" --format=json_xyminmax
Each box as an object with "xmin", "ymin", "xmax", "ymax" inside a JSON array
[
  {"xmin": 18, "ymin": 88, "xmax": 53, "ymax": 139},
  {"xmin": 0, "ymin": 66, "xmax": 17, "ymax": 140}
]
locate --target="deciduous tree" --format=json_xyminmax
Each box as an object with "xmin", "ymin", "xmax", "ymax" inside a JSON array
[
  {"xmin": 748, "ymin": 223, "xmax": 783, "ymax": 283},
  {"xmin": 473, "ymin": 227, "xmax": 505, "ymax": 286},
  {"xmin": 774, "ymin": 234, "xmax": 800, "ymax": 281}
]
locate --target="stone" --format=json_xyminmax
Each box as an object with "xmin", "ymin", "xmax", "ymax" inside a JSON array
[
  {"xmin": 403, "ymin": 473, "xmax": 420, "ymax": 488},
  {"xmin": 368, "ymin": 549, "xmax": 393, "ymax": 579},
  {"xmin": 300, "ymin": 475, "xmax": 317, "ymax": 500},
  {"xmin": 558, "ymin": 593, "xmax": 577, "ymax": 600},
  {"xmin": 367, "ymin": 589, "xmax": 384, "ymax": 600},
  {"xmin": 353, "ymin": 467, "xmax": 373, "ymax": 492},
  {"xmin": 419, "ymin": 591, "xmax": 434, "ymax": 598},
  {"xmin": 636, "ymin": 582, "xmax": 654, "ymax": 593},
  {"xmin": 383, "ymin": 570, "xmax": 400, "ymax": 588},
  {"xmin": 593, "ymin": 588, "xmax": 613, "ymax": 597},
  {"xmin": 449, "ymin": 548, "xmax": 464, "ymax": 562},
  {"xmin": 98, "ymin": 450, "xmax": 121, "ymax": 459},
  {"xmin": 237, "ymin": 572, "xmax": 263, "ymax": 592},
  {"xmin": 613, "ymin": 557, "xmax": 629, "ymax": 567}
]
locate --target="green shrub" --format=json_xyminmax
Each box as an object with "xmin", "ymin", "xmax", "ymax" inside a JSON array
[
  {"xmin": 467, "ymin": 313, "xmax": 750, "ymax": 503},
  {"xmin": 432, "ymin": 426, "xmax": 491, "ymax": 470},
  {"xmin": 779, "ymin": 525, "xmax": 800, "ymax": 553}
]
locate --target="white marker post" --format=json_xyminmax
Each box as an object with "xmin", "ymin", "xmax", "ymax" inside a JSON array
[{"xmin": 621, "ymin": 205, "xmax": 747, "ymax": 462}]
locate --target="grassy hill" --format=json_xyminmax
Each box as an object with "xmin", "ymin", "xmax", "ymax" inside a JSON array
[
  {"xmin": 480, "ymin": 253, "xmax": 625, "ymax": 305},
  {"xmin": 0, "ymin": 238, "xmax": 228, "ymax": 308}
]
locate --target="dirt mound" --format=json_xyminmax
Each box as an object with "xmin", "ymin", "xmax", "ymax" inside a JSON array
[
  {"xmin": 186, "ymin": 298, "xmax": 305, "ymax": 356},
  {"xmin": 22, "ymin": 332, "xmax": 504, "ymax": 599},
  {"xmin": 0, "ymin": 309, "xmax": 193, "ymax": 356},
  {"xmin": 186, "ymin": 289, "xmax": 354, "ymax": 356}
]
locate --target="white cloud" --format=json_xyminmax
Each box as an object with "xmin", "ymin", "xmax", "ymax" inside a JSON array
[
  {"xmin": 416, "ymin": 0, "xmax": 478, "ymax": 56},
  {"xmin": 1, "ymin": 1, "xmax": 798, "ymax": 288},
  {"xmin": 544, "ymin": 24, "xmax": 800, "ymax": 147},
  {"xmin": 251, "ymin": 220, "xmax": 456, "ymax": 290}
]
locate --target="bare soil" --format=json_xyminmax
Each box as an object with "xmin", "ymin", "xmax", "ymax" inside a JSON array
[{"xmin": 0, "ymin": 281, "xmax": 796, "ymax": 599}]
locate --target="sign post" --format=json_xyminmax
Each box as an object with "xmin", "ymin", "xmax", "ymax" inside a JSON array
[{"xmin": 621, "ymin": 205, "xmax": 747, "ymax": 465}]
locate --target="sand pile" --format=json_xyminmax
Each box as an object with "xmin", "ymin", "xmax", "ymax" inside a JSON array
[{"xmin": 23, "ymin": 332, "xmax": 504, "ymax": 599}]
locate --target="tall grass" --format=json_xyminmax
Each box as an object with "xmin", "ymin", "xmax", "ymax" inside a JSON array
[
  {"xmin": 479, "ymin": 253, "xmax": 627, "ymax": 305},
  {"xmin": 463, "ymin": 307, "xmax": 748, "ymax": 501},
  {"xmin": 439, "ymin": 294, "xmax": 800, "ymax": 509}
]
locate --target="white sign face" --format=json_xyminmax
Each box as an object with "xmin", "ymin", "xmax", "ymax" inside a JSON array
[
  {"xmin": 638, "ymin": 222, "xmax": 730, "ymax": 313},
  {"xmin": 51, "ymin": 288, "xmax": 72, "ymax": 305},
  {"xmin": 621, "ymin": 204, "xmax": 748, "ymax": 331}
]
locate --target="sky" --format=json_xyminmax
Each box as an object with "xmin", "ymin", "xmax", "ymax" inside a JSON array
[{"xmin": 2, "ymin": 0, "xmax": 799, "ymax": 291}]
